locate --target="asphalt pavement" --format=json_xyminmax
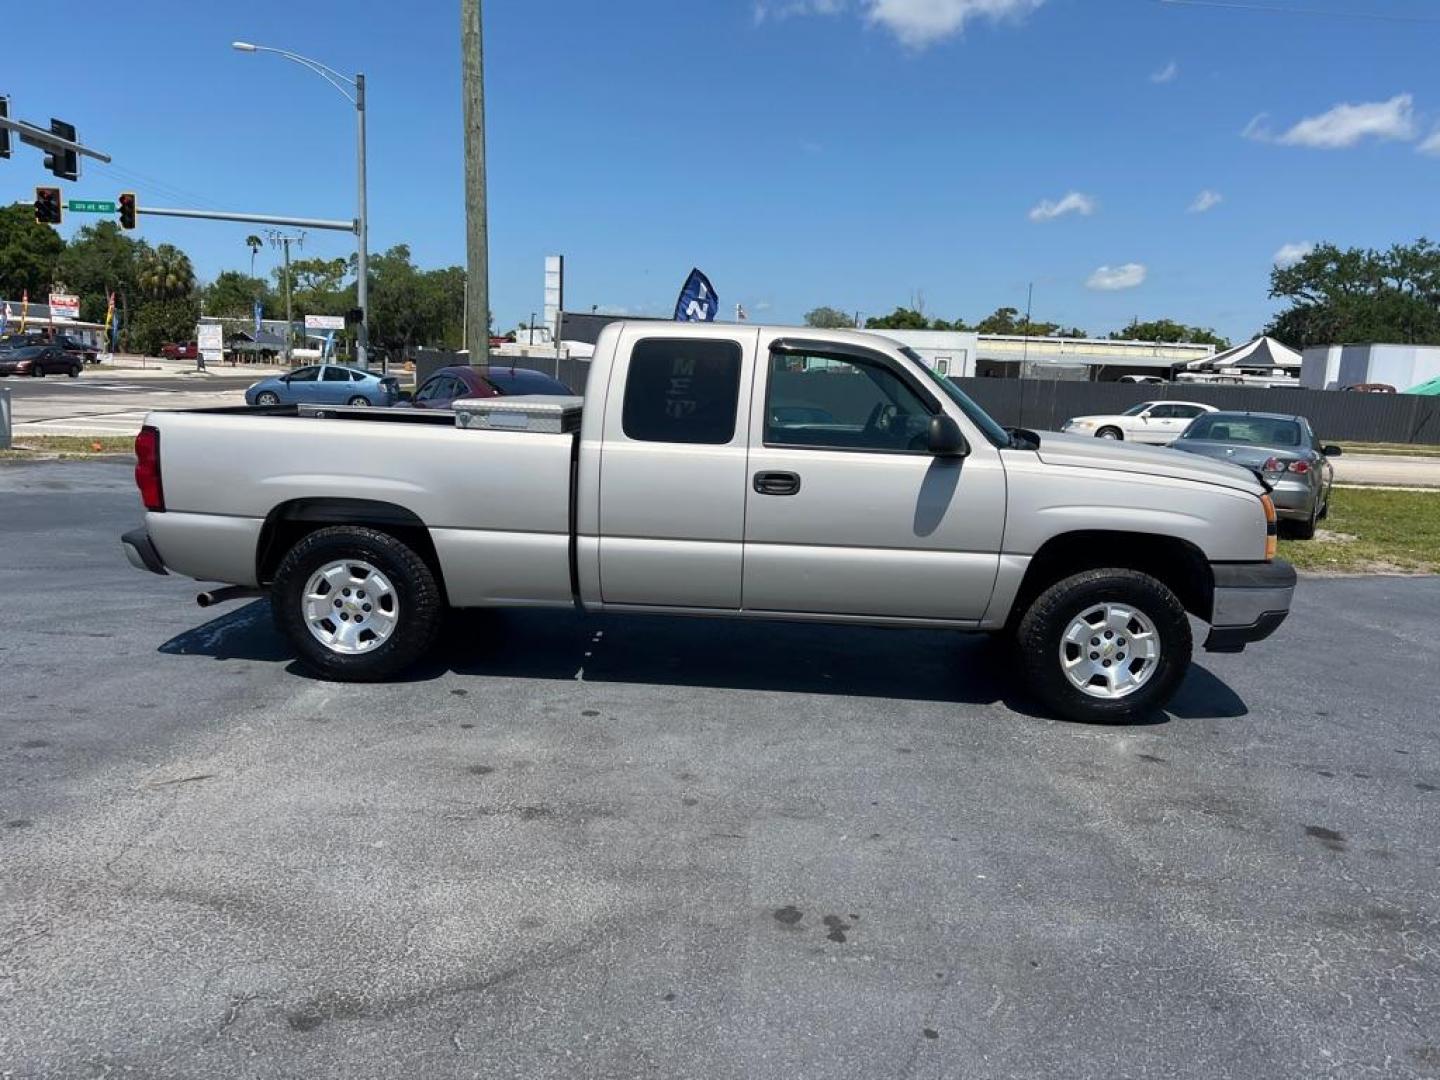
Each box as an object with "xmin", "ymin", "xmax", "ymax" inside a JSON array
[{"xmin": 2, "ymin": 459, "xmax": 1438, "ymax": 1079}]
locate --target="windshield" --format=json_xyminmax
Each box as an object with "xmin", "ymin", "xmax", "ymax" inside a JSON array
[
  {"xmin": 1182, "ymin": 414, "xmax": 1304, "ymax": 447},
  {"xmin": 1121, "ymin": 402, "xmax": 1153, "ymax": 416},
  {"xmin": 903, "ymin": 348, "xmax": 1011, "ymax": 447}
]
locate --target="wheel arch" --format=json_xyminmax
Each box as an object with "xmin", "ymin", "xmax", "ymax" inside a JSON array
[
  {"xmin": 256, "ymin": 498, "xmax": 446, "ymax": 600},
  {"xmin": 1007, "ymin": 530, "xmax": 1214, "ymax": 628}
]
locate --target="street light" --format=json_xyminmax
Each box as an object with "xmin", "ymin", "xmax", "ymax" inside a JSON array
[{"xmin": 232, "ymin": 40, "xmax": 372, "ymax": 370}]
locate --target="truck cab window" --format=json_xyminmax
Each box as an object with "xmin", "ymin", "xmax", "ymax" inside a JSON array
[
  {"xmin": 766, "ymin": 352, "xmax": 933, "ymax": 453},
  {"xmin": 622, "ymin": 339, "xmax": 742, "ymax": 445}
]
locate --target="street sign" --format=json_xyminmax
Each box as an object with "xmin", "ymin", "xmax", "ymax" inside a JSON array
[
  {"xmin": 67, "ymin": 199, "xmax": 115, "ymax": 213},
  {"xmin": 48, "ymin": 292, "xmax": 79, "ymax": 321},
  {"xmin": 304, "ymin": 314, "xmax": 345, "ymax": 331}
]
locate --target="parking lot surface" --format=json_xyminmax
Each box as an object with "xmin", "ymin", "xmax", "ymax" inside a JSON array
[{"xmin": 2, "ymin": 459, "xmax": 1438, "ymax": 1079}]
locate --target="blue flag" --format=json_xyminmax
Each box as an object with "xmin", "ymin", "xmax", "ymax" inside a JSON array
[{"xmin": 673, "ymin": 268, "xmax": 719, "ymax": 322}]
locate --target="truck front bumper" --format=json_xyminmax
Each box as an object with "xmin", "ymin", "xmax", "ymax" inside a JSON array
[
  {"xmin": 122, "ymin": 528, "xmax": 168, "ymax": 576},
  {"xmin": 1203, "ymin": 560, "xmax": 1296, "ymax": 653}
]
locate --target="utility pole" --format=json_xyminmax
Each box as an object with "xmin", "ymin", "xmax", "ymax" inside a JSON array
[
  {"xmin": 269, "ymin": 230, "xmax": 304, "ymax": 362},
  {"xmin": 461, "ymin": 0, "xmax": 490, "ymax": 365}
]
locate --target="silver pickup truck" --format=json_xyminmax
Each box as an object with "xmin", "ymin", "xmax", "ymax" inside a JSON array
[{"xmin": 123, "ymin": 323, "xmax": 1294, "ymax": 722}]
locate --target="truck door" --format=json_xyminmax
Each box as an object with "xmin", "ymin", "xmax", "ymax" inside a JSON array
[
  {"xmin": 741, "ymin": 339, "xmax": 1005, "ymax": 622},
  {"xmin": 597, "ymin": 329, "xmax": 756, "ymax": 609}
]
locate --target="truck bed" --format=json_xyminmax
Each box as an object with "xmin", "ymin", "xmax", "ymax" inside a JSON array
[{"xmin": 144, "ymin": 405, "xmax": 580, "ymax": 609}]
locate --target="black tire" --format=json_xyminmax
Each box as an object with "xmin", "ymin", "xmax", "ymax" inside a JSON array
[
  {"xmin": 256, "ymin": 391, "xmax": 280, "ymax": 407},
  {"xmin": 347, "ymin": 395, "xmax": 370, "ymax": 407},
  {"xmin": 68, "ymin": 364, "xmax": 81, "ymax": 378},
  {"xmin": 30, "ymin": 363, "xmax": 44, "ymax": 378},
  {"xmin": 1096, "ymin": 426, "xmax": 1122, "ymax": 440},
  {"xmin": 1016, "ymin": 568, "xmax": 1192, "ymax": 723},
  {"xmin": 271, "ymin": 526, "xmax": 442, "ymax": 682}
]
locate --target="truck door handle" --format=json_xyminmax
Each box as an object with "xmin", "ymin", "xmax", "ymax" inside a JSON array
[{"xmin": 754, "ymin": 471, "xmax": 801, "ymax": 496}]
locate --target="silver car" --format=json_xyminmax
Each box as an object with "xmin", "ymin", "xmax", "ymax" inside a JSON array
[{"xmin": 1171, "ymin": 411, "xmax": 1338, "ymax": 538}]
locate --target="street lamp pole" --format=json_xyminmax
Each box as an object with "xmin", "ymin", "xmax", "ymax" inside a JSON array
[{"xmin": 232, "ymin": 41, "xmax": 371, "ymax": 370}]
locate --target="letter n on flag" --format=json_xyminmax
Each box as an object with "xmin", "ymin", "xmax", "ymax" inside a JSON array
[{"xmin": 673, "ymin": 268, "xmax": 718, "ymax": 322}]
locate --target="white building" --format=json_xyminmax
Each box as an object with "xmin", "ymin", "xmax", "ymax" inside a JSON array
[
  {"xmin": 861, "ymin": 329, "xmax": 977, "ymax": 377},
  {"xmin": 1301, "ymin": 344, "xmax": 1440, "ymax": 391}
]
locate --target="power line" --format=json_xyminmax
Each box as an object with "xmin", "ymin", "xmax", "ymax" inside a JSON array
[{"xmin": 1157, "ymin": 0, "xmax": 1440, "ymax": 22}]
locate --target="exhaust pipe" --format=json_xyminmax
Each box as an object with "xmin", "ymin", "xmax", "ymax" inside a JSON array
[{"xmin": 196, "ymin": 586, "xmax": 263, "ymax": 608}]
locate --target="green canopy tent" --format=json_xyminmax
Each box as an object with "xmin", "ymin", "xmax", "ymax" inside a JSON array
[{"xmin": 1403, "ymin": 375, "xmax": 1440, "ymax": 395}]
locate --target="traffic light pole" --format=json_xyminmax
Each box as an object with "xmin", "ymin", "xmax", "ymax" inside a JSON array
[
  {"xmin": 0, "ymin": 116, "xmax": 111, "ymax": 166},
  {"xmin": 135, "ymin": 206, "xmax": 355, "ymax": 231}
]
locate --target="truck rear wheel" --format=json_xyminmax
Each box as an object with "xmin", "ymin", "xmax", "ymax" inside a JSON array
[
  {"xmin": 1016, "ymin": 568, "xmax": 1191, "ymax": 723},
  {"xmin": 271, "ymin": 526, "xmax": 441, "ymax": 681}
]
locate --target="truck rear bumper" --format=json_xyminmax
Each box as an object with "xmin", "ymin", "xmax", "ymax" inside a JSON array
[
  {"xmin": 122, "ymin": 528, "xmax": 168, "ymax": 576},
  {"xmin": 1204, "ymin": 560, "xmax": 1296, "ymax": 653}
]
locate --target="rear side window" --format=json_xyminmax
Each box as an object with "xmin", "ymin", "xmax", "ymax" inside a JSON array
[
  {"xmin": 621, "ymin": 338, "xmax": 742, "ymax": 445},
  {"xmin": 322, "ymin": 367, "xmax": 350, "ymax": 382}
]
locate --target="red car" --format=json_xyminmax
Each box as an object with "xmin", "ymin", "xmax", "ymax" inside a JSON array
[
  {"xmin": 408, "ymin": 365, "xmax": 574, "ymax": 409},
  {"xmin": 161, "ymin": 341, "xmax": 199, "ymax": 360}
]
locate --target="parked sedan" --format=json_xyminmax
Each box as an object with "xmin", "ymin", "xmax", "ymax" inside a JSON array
[
  {"xmin": 0, "ymin": 344, "xmax": 82, "ymax": 378},
  {"xmin": 244, "ymin": 364, "xmax": 401, "ymax": 408},
  {"xmin": 1171, "ymin": 411, "xmax": 1338, "ymax": 539},
  {"xmin": 1060, "ymin": 400, "xmax": 1217, "ymax": 444},
  {"xmin": 407, "ymin": 364, "xmax": 574, "ymax": 409}
]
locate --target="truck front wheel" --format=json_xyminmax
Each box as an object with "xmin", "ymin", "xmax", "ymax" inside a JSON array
[
  {"xmin": 271, "ymin": 526, "xmax": 442, "ymax": 681},
  {"xmin": 1016, "ymin": 568, "xmax": 1192, "ymax": 723}
]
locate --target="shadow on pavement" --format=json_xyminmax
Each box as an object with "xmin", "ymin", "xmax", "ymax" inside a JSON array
[{"xmin": 158, "ymin": 602, "xmax": 1249, "ymax": 724}]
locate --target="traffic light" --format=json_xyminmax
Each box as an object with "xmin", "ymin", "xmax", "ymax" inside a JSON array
[
  {"xmin": 41, "ymin": 118, "xmax": 78, "ymax": 181},
  {"xmin": 118, "ymin": 192, "xmax": 137, "ymax": 230},
  {"xmin": 0, "ymin": 97, "xmax": 10, "ymax": 160},
  {"xmin": 34, "ymin": 186, "xmax": 62, "ymax": 226}
]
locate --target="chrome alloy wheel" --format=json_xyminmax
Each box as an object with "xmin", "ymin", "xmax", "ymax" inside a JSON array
[
  {"xmin": 302, "ymin": 559, "xmax": 399, "ymax": 655},
  {"xmin": 1059, "ymin": 602, "xmax": 1161, "ymax": 699}
]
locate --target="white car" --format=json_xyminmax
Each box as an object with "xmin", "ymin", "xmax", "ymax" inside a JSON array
[{"xmin": 1061, "ymin": 400, "xmax": 1217, "ymax": 444}]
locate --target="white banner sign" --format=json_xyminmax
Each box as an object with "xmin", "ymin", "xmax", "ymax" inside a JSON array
[
  {"xmin": 48, "ymin": 293, "xmax": 80, "ymax": 321},
  {"xmin": 304, "ymin": 314, "xmax": 345, "ymax": 331},
  {"xmin": 197, "ymin": 323, "xmax": 225, "ymax": 351}
]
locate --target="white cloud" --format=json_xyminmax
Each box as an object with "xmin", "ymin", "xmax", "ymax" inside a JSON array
[
  {"xmin": 866, "ymin": 0, "xmax": 1045, "ymax": 46},
  {"xmin": 1086, "ymin": 263, "xmax": 1147, "ymax": 291},
  {"xmin": 1419, "ymin": 129, "xmax": 1440, "ymax": 155},
  {"xmin": 1028, "ymin": 191, "xmax": 1096, "ymax": 222},
  {"xmin": 1151, "ymin": 60, "xmax": 1178, "ymax": 84},
  {"xmin": 1188, "ymin": 189, "xmax": 1223, "ymax": 214},
  {"xmin": 1273, "ymin": 242, "xmax": 1314, "ymax": 268},
  {"xmin": 754, "ymin": 0, "xmax": 844, "ymax": 23},
  {"xmin": 1247, "ymin": 94, "xmax": 1417, "ymax": 149}
]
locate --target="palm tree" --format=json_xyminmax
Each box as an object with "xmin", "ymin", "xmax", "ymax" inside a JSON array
[
  {"xmin": 246, "ymin": 235, "xmax": 263, "ymax": 278},
  {"xmin": 137, "ymin": 244, "xmax": 195, "ymax": 300}
]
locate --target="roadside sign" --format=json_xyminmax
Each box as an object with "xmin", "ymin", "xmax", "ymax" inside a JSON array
[
  {"xmin": 304, "ymin": 314, "xmax": 345, "ymax": 331},
  {"xmin": 67, "ymin": 199, "xmax": 115, "ymax": 213},
  {"xmin": 48, "ymin": 292, "xmax": 79, "ymax": 320},
  {"xmin": 197, "ymin": 322, "xmax": 224, "ymax": 368}
]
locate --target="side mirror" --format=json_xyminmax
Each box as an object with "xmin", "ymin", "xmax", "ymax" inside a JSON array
[
  {"xmin": 927, "ymin": 415, "xmax": 969, "ymax": 457},
  {"xmin": 1322, "ymin": 444, "xmax": 1342, "ymax": 457}
]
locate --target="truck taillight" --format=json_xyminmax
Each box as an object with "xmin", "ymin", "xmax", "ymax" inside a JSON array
[
  {"xmin": 1260, "ymin": 493, "xmax": 1277, "ymax": 560},
  {"xmin": 134, "ymin": 425, "xmax": 165, "ymax": 511}
]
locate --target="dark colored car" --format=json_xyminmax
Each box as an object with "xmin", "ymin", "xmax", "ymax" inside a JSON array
[
  {"xmin": 408, "ymin": 365, "xmax": 574, "ymax": 409},
  {"xmin": 55, "ymin": 334, "xmax": 100, "ymax": 365},
  {"xmin": 1171, "ymin": 411, "xmax": 1338, "ymax": 539},
  {"xmin": 0, "ymin": 344, "xmax": 82, "ymax": 378}
]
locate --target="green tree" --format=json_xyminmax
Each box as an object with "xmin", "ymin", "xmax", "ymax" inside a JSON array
[
  {"xmin": 804, "ymin": 306, "xmax": 855, "ymax": 329},
  {"xmin": 245, "ymin": 234, "xmax": 263, "ymax": 277},
  {"xmin": 128, "ymin": 296, "xmax": 201, "ymax": 356},
  {"xmin": 56, "ymin": 221, "xmax": 142, "ymax": 322},
  {"xmin": 0, "ymin": 202, "xmax": 65, "ymax": 302},
  {"xmin": 1109, "ymin": 318, "xmax": 1229, "ymax": 348},
  {"xmin": 275, "ymin": 256, "xmax": 350, "ymax": 319},
  {"xmin": 865, "ymin": 306, "xmax": 930, "ymax": 330},
  {"xmin": 203, "ymin": 271, "xmax": 273, "ymax": 319},
  {"xmin": 1266, "ymin": 239, "xmax": 1440, "ymax": 348},
  {"xmin": 137, "ymin": 243, "xmax": 196, "ymax": 299}
]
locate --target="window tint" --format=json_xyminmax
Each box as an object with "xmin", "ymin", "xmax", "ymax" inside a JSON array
[
  {"xmin": 1122, "ymin": 401, "xmax": 1154, "ymax": 417},
  {"xmin": 621, "ymin": 339, "xmax": 742, "ymax": 445},
  {"xmin": 766, "ymin": 352, "xmax": 934, "ymax": 453},
  {"xmin": 487, "ymin": 369, "xmax": 572, "ymax": 396},
  {"xmin": 1148, "ymin": 404, "xmax": 1179, "ymax": 419},
  {"xmin": 415, "ymin": 377, "xmax": 444, "ymax": 402},
  {"xmin": 1183, "ymin": 415, "xmax": 1302, "ymax": 446},
  {"xmin": 290, "ymin": 366, "xmax": 320, "ymax": 382},
  {"xmin": 1172, "ymin": 404, "xmax": 1207, "ymax": 418},
  {"xmin": 322, "ymin": 367, "xmax": 350, "ymax": 382}
]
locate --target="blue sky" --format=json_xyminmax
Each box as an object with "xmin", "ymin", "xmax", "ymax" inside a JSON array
[{"xmin": 4, "ymin": 0, "xmax": 1438, "ymax": 341}]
